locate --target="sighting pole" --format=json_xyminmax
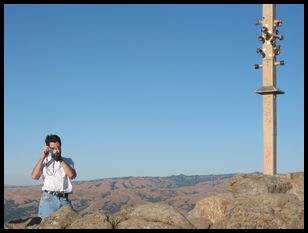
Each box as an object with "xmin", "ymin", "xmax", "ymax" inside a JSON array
[{"xmin": 255, "ymin": 4, "xmax": 285, "ymax": 175}]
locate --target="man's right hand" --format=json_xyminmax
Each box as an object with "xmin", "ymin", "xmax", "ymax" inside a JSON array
[
  {"xmin": 40, "ymin": 146, "xmax": 50, "ymax": 159},
  {"xmin": 32, "ymin": 146, "xmax": 49, "ymax": 180}
]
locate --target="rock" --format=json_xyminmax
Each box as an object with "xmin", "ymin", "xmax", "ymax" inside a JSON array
[
  {"xmin": 68, "ymin": 212, "xmax": 112, "ymax": 229},
  {"xmin": 277, "ymin": 195, "xmax": 304, "ymax": 228},
  {"xmin": 114, "ymin": 203, "xmax": 196, "ymax": 229},
  {"xmin": 229, "ymin": 173, "xmax": 293, "ymax": 197},
  {"xmin": 185, "ymin": 216, "xmax": 212, "ymax": 229},
  {"xmin": 189, "ymin": 172, "xmax": 304, "ymax": 229},
  {"xmin": 38, "ymin": 205, "xmax": 81, "ymax": 229},
  {"xmin": 280, "ymin": 172, "xmax": 304, "ymax": 201},
  {"xmin": 212, "ymin": 193, "xmax": 304, "ymax": 229},
  {"xmin": 4, "ymin": 217, "xmax": 42, "ymax": 229},
  {"xmin": 117, "ymin": 218, "xmax": 177, "ymax": 229},
  {"xmin": 187, "ymin": 193, "xmax": 234, "ymax": 224}
]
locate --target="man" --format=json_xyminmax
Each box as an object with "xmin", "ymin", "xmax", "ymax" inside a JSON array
[{"xmin": 31, "ymin": 134, "xmax": 77, "ymax": 219}]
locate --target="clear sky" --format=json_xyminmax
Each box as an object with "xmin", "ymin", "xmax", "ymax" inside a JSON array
[{"xmin": 4, "ymin": 4, "xmax": 304, "ymax": 185}]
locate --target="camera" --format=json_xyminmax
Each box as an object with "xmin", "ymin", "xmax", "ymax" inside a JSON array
[{"xmin": 49, "ymin": 149, "xmax": 62, "ymax": 161}]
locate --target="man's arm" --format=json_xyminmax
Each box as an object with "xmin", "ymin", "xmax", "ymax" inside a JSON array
[
  {"xmin": 61, "ymin": 160, "xmax": 77, "ymax": 179},
  {"xmin": 31, "ymin": 147, "xmax": 49, "ymax": 180}
]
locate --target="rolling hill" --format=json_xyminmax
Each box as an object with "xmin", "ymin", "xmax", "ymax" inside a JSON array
[{"xmin": 4, "ymin": 173, "xmax": 236, "ymax": 223}]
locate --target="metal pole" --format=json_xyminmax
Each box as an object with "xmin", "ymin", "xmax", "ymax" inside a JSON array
[{"xmin": 255, "ymin": 4, "xmax": 285, "ymax": 175}]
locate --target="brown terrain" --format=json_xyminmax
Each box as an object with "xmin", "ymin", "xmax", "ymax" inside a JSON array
[
  {"xmin": 4, "ymin": 172, "xmax": 303, "ymax": 229},
  {"xmin": 4, "ymin": 173, "xmax": 235, "ymax": 223}
]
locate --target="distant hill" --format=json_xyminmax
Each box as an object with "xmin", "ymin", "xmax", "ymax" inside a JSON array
[{"xmin": 4, "ymin": 173, "xmax": 236, "ymax": 223}]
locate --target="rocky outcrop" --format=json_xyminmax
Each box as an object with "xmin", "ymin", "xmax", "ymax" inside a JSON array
[
  {"xmin": 4, "ymin": 203, "xmax": 195, "ymax": 229},
  {"xmin": 39, "ymin": 205, "xmax": 81, "ymax": 229},
  {"xmin": 67, "ymin": 211, "xmax": 111, "ymax": 229},
  {"xmin": 4, "ymin": 172, "xmax": 304, "ymax": 229},
  {"xmin": 187, "ymin": 193, "xmax": 233, "ymax": 226},
  {"xmin": 3, "ymin": 217, "xmax": 42, "ymax": 229},
  {"xmin": 4, "ymin": 205, "xmax": 82, "ymax": 229},
  {"xmin": 280, "ymin": 172, "xmax": 304, "ymax": 201},
  {"xmin": 113, "ymin": 203, "xmax": 195, "ymax": 229},
  {"xmin": 188, "ymin": 172, "xmax": 304, "ymax": 229}
]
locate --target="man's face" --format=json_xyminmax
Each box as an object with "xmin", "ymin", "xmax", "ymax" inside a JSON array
[{"xmin": 48, "ymin": 142, "xmax": 61, "ymax": 154}]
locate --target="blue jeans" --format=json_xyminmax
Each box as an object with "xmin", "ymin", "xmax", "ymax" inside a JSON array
[{"xmin": 38, "ymin": 192, "xmax": 72, "ymax": 219}]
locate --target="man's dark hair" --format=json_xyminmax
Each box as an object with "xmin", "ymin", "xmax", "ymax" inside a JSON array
[{"xmin": 45, "ymin": 134, "xmax": 62, "ymax": 146}]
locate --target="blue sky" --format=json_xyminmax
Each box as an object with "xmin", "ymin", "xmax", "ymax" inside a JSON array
[{"xmin": 4, "ymin": 4, "xmax": 304, "ymax": 185}]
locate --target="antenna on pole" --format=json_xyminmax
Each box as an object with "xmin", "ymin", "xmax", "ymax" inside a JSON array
[{"xmin": 254, "ymin": 4, "xmax": 285, "ymax": 176}]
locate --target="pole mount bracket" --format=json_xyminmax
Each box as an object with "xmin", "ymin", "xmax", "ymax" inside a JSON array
[{"xmin": 255, "ymin": 86, "xmax": 285, "ymax": 95}]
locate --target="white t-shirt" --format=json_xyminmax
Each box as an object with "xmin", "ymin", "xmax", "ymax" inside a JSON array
[{"xmin": 41, "ymin": 155, "xmax": 75, "ymax": 193}]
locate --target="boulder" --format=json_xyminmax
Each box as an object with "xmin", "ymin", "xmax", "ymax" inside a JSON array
[
  {"xmin": 185, "ymin": 216, "xmax": 212, "ymax": 229},
  {"xmin": 4, "ymin": 217, "xmax": 42, "ymax": 229},
  {"xmin": 229, "ymin": 173, "xmax": 293, "ymax": 197},
  {"xmin": 212, "ymin": 193, "xmax": 303, "ymax": 229},
  {"xmin": 113, "ymin": 203, "xmax": 195, "ymax": 229},
  {"xmin": 68, "ymin": 212, "xmax": 111, "ymax": 229},
  {"xmin": 280, "ymin": 172, "xmax": 304, "ymax": 201},
  {"xmin": 189, "ymin": 172, "xmax": 304, "ymax": 229},
  {"xmin": 38, "ymin": 205, "xmax": 81, "ymax": 229},
  {"xmin": 187, "ymin": 193, "xmax": 234, "ymax": 225}
]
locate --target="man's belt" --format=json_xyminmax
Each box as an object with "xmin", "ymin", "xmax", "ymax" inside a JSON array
[{"xmin": 43, "ymin": 190, "xmax": 69, "ymax": 198}]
